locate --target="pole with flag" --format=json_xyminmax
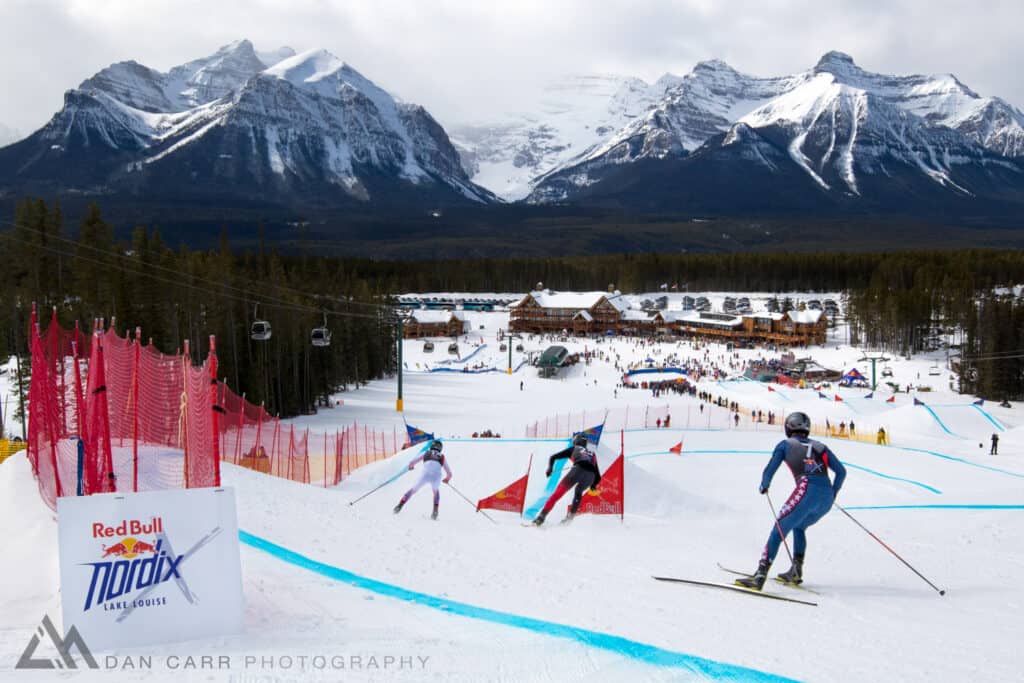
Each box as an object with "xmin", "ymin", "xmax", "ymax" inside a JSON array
[{"xmin": 477, "ymin": 455, "xmax": 532, "ymax": 515}]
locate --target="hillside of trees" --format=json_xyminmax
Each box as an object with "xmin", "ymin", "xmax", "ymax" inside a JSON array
[{"xmin": 3, "ymin": 198, "xmax": 1023, "ymax": 420}]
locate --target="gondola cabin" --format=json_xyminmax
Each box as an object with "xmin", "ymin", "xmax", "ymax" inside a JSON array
[
  {"xmin": 311, "ymin": 327, "xmax": 331, "ymax": 347},
  {"xmin": 251, "ymin": 320, "xmax": 272, "ymax": 341}
]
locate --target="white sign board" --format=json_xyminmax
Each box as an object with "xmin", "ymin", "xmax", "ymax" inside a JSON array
[{"xmin": 57, "ymin": 487, "xmax": 244, "ymax": 652}]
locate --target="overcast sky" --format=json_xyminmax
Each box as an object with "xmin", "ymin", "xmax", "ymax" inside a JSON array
[{"xmin": 1, "ymin": 0, "xmax": 1022, "ymax": 137}]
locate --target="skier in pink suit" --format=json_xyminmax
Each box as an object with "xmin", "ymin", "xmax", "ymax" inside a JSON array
[{"xmin": 393, "ymin": 439, "xmax": 452, "ymax": 520}]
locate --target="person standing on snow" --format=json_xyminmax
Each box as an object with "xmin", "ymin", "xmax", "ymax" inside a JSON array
[
  {"xmin": 531, "ymin": 433, "xmax": 602, "ymax": 526},
  {"xmin": 990, "ymin": 433, "xmax": 999, "ymax": 455},
  {"xmin": 736, "ymin": 412, "xmax": 846, "ymax": 590},
  {"xmin": 394, "ymin": 439, "xmax": 452, "ymax": 520}
]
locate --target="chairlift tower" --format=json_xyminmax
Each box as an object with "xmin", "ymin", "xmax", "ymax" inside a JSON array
[{"xmin": 858, "ymin": 351, "xmax": 891, "ymax": 391}]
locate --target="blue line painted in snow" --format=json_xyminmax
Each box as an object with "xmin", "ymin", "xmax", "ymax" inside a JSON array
[
  {"xmin": 844, "ymin": 504, "xmax": 1024, "ymax": 511},
  {"xmin": 443, "ymin": 438, "xmax": 569, "ymax": 444},
  {"xmin": 892, "ymin": 446, "xmax": 1024, "ymax": 479},
  {"xmin": 915, "ymin": 402, "xmax": 964, "ymax": 439},
  {"xmin": 971, "ymin": 404, "xmax": 1006, "ymax": 432},
  {"xmin": 238, "ymin": 530, "xmax": 798, "ymax": 682},
  {"xmin": 626, "ymin": 451, "xmax": 675, "ymax": 459},
  {"xmin": 645, "ymin": 449, "xmax": 941, "ymax": 493},
  {"xmin": 840, "ymin": 463, "xmax": 942, "ymax": 494}
]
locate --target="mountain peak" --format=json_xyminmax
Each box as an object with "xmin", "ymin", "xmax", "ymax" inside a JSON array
[
  {"xmin": 815, "ymin": 51, "xmax": 857, "ymax": 72},
  {"xmin": 265, "ymin": 48, "xmax": 348, "ymax": 85},
  {"xmin": 693, "ymin": 58, "xmax": 737, "ymax": 74}
]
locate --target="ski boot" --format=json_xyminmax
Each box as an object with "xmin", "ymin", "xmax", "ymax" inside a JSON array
[
  {"xmin": 735, "ymin": 560, "xmax": 771, "ymax": 591},
  {"xmin": 531, "ymin": 511, "xmax": 548, "ymax": 526},
  {"xmin": 560, "ymin": 511, "xmax": 576, "ymax": 525},
  {"xmin": 393, "ymin": 498, "xmax": 406, "ymax": 514},
  {"xmin": 431, "ymin": 505, "xmax": 439, "ymax": 521},
  {"xmin": 777, "ymin": 554, "xmax": 804, "ymax": 585}
]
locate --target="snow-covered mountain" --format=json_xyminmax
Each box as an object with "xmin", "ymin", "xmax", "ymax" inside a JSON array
[
  {"xmin": 0, "ymin": 40, "xmax": 492, "ymax": 207},
  {"xmin": 528, "ymin": 52, "xmax": 1024, "ymax": 210},
  {"xmin": 447, "ymin": 73, "xmax": 682, "ymax": 200}
]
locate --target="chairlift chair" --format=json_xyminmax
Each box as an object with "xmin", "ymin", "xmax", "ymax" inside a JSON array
[
  {"xmin": 928, "ymin": 362, "xmax": 941, "ymax": 376},
  {"xmin": 448, "ymin": 343, "xmax": 459, "ymax": 355},
  {"xmin": 881, "ymin": 366, "xmax": 894, "ymax": 377},
  {"xmin": 423, "ymin": 341, "xmax": 434, "ymax": 352},
  {"xmin": 311, "ymin": 314, "xmax": 331, "ymax": 347},
  {"xmin": 250, "ymin": 304, "xmax": 272, "ymax": 341}
]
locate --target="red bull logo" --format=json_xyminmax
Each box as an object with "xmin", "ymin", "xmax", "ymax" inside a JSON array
[
  {"xmin": 92, "ymin": 518, "xmax": 163, "ymax": 539},
  {"xmin": 101, "ymin": 537, "xmax": 158, "ymax": 560}
]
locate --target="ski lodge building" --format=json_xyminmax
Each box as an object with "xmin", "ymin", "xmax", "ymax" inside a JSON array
[
  {"xmin": 509, "ymin": 290, "xmax": 631, "ymax": 334},
  {"xmin": 509, "ymin": 289, "xmax": 827, "ymax": 345},
  {"xmin": 402, "ymin": 310, "xmax": 468, "ymax": 338}
]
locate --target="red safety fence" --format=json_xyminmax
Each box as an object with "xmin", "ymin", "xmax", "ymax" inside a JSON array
[
  {"xmin": 26, "ymin": 308, "xmax": 219, "ymax": 510},
  {"xmin": 27, "ymin": 307, "xmax": 410, "ymax": 508}
]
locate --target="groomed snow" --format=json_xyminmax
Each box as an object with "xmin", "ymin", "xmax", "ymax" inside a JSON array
[{"xmin": 2, "ymin": 298, "xmax": 1022, "ymax": 682}]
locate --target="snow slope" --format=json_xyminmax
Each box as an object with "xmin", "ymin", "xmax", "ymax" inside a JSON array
[{"xmin": 2, "ymin": 301, "xmax": 1023, "ymax": 682}]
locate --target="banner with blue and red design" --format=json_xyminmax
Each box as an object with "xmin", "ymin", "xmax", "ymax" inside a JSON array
[
  {"xmin": 573, "ymin": 423, "xmax": 605, "ymax": 445},
  {"xmin": 404, "ymin": 421, "xmax": 434, "ymax": 446}
]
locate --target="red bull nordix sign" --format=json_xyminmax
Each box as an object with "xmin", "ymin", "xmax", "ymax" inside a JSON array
[{"xmin": 57, "ymin": 488, "xmax": 244, "ymax": 651}]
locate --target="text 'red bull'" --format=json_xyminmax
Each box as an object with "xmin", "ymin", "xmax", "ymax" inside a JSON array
[
  {"xmin": 91, "ymin": 518, "xmax": 163, "ymax": 538},
  {"xmin": 83, "ymin": 539, "xmax": 182, "ymax": 611}
]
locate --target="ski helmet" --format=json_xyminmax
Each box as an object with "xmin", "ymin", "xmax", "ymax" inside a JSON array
[
  {"xmin": 429, "ymin": 439, "xmax": 443, "ymax": 452},
  {"xmin": 573, "ymin": 433, "xmax": 589, "ymax": 448},
  {"xmin": 784, "ymin": 412, "xmax": 811, "ymax": 437}
]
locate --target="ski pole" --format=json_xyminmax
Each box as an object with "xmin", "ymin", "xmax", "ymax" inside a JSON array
[
  {"xmin": 445, "ymin": 482, "xmax": 497, "ymax": 524},
  {"xmin": 348, "ymin": 473, "xmax": 403, "ymax": 506},
  {"xmin": 835, "ymin": 503, "xmax": 946, "ymax": 596},
  {"xmin": 765, "ymin": 492, "xmax": 794, "ymax": 566}
]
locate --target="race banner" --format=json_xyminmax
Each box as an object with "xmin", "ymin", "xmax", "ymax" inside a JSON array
[
  {"xmin": 573, "ymin": 422, "xmax": 605, "ymax": 445},
  {"xmin": 57, "ymin": 487, "xmax": 244, "ymax": 651},
  {"xmin": 574, "ymin": 432, "xmax": 624, "ymax": 517},
  {"xmin": 574, "ymin": 453, "xmax": 624, "ymax": 517},
  {"xmin": 404, "ymin": 421, "xmax": 435, "ymax": 446},
  {"xmin": 477, "ymin": 455, "xmax": 531, "ymax": 514}
]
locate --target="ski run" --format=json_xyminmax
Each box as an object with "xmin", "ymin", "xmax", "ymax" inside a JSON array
[{"xmin": 2, "ymin": 296, "xmax": 1023, "ymax": 682}]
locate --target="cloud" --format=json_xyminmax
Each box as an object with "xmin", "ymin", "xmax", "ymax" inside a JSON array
[{"xmin": 0, "ymin": 0, "xmax": 1021, "ymax": 135}]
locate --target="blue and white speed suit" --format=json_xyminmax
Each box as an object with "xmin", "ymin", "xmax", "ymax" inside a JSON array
[{"xmin": 759, "ymin": 436, "xmax": 846, "ymax": 563}]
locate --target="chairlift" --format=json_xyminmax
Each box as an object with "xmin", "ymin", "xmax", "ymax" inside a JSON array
[
  {"xmin": 500, "ymin": 343, "xmax": 508, "ymax": 352},
  {"xmin": 448, "ymin": 343, "xmax": 459, "ymax": 355},
  {"xmin": 515, "ymin": 343, "xmax": 524, "ymax": 352},
  {"xmin": 928, "ymin": 362, "xmax": 941, "ymax": 376},
  {"xmin": 250, "ymin": 304, "xmax": 272, "ymax": 341},
  {"xmin": 311, "ymin": 314, "xmax": 331, "ymax": 347},
  {"xmin": 423, "ymin": 341, "xmax": 435, "ymax": 353},
  {"xmin": 881, "ymin": 366, "xmax": 894, "ymax": 378}
]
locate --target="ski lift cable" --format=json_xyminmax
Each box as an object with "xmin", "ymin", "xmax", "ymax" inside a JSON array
[
  {"xmin": 0, "ymin": 218, "xmax": 394, "ymax": 315},
  {"xmin": 0, "ymin": 232, "xmax": 392, "ymax": 323}
]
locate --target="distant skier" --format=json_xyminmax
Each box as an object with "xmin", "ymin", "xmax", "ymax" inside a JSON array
[
  {"xmin": 990, "ymin": 433, "xmax": 999, "ymax": 455},
  {"xmin": 394, "ymin": 439, "xmax": 452, "ymax": 520},
  {"xmin": 531, "ymin": 433, "xmax": 602, "ymax": 526},
  {"xmin": 736, "ymin": 412, "xmax": 847, "ymax": 590}
]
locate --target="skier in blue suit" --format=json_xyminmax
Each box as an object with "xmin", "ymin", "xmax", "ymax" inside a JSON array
[{"xmin": 736, "ymin": 411, "xmax": 846, "ymax": 590}]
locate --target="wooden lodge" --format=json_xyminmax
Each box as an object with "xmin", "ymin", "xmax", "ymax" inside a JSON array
[
  {"xmin": 402, "ymin": 310, "xmax": 468, "ymax": 339},
  {"xmin": 510, "ymin": 289, "xmax": 827, "ymax": 345}
]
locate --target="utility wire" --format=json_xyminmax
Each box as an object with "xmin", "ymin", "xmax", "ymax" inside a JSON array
[
  {"xmin": 0, "ymin": 231, "xmax": 393, "ymax": 323},
  {"xmin": 0, "ymin": 217, "xmax": 395, "ymax": 315}
]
